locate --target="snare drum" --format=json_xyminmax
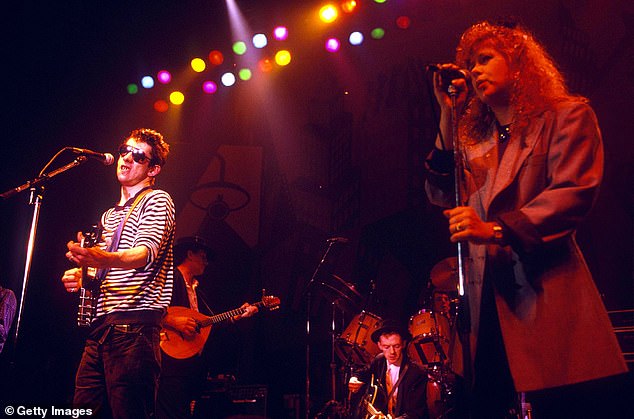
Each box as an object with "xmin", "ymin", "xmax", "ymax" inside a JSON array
[{"xmin": 335, "ymin": 311, "xmax": 382, "ymax": 365}]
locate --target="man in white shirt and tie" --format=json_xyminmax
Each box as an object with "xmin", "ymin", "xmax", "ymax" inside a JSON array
[{"xmin": 348, "ymin": 320, "xmax": 429, "ymax": 418}]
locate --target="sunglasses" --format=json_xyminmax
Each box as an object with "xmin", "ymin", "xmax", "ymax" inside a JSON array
[{"xmin": 118, "ymin": 144, "xmax": 151, "ymax": 164}]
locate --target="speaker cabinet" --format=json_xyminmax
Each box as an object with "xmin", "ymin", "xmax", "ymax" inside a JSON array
[{"xmin": 195, "ymin": 384, "xmax": 267, "ymax": 419}]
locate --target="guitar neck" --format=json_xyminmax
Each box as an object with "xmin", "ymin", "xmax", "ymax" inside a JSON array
[{"xmin": 201, "ymin": 301, "xmax": 265, "ymax": 328}]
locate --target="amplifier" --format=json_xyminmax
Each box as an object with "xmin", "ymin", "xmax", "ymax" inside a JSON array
[{"xmin": 196, "ymin": 384, "xmax": 267, "ymax": 418}]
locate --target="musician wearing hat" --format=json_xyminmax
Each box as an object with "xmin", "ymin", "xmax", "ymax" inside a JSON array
[
  {"xmin": 348, "ymin": 320, "xmax": 429, "ymax": 419},
  {"xmin": 156, "ymin": 235, "xmax": 258, "ymax": 419}
]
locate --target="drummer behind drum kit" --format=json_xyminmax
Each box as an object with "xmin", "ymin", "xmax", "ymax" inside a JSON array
[{"xmin": 323, "ymin": 258, "xmax": 461, "ymax": 419}]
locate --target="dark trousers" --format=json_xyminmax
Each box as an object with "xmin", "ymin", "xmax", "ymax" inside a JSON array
[
  {"xmin": 156, "ymin": 354, "xmax": 204, "ymax": 419},
  {"xmin": 74, "ymin": 324, "xmax": 162, "ymax": 419},
  {"xmin": 469, "ymin": 277, "xmax": 518, "ymax": 419}
]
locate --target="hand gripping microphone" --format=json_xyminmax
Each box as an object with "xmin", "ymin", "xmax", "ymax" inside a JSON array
[
  {"xmin": 69, "ymin": 147, "xmax": 115, "ymax": 166},
  {"xmin": 426, "ymin": 64, "xmax": 470, "ymax": 91},
  {"xmin": 426, "ymin": 64, "xmax": 470, "ymax": 80}
]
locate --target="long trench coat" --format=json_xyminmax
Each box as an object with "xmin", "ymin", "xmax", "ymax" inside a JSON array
[{"xmin": 425, "ymin": 101, "xmax": 627, "ymax": 391}]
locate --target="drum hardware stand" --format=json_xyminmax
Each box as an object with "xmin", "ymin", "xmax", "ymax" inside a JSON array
[
  {"xmin": 315, "ymin": 300, "xmax": 348, "ymax": 418},
  {"xmin": 304, "ymin": 237, "xmax": 347, "ymax": 419}
]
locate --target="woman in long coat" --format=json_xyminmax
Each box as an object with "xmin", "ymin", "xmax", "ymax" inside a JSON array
[{"xmin": 425, "ymin": 20, "xmax": 627, "ymax": 418}]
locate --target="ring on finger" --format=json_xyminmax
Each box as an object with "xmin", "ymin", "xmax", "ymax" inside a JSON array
[{"xmin": 456, "ymin": 222, "xmax": 462, "ymax": 232}]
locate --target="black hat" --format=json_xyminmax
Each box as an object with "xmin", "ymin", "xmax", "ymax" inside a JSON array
[
  {"xmin": 174, "ymin": 236, "xmax": 213, "ymax": 265},
  {"xmin": 370, "ymin": 319, "xmax": 412, "ymax": 343}
]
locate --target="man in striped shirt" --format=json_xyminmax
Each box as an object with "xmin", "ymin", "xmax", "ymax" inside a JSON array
[{"xmin": 61, "ymin": 128, "xmax": 175, "ymax": 418}]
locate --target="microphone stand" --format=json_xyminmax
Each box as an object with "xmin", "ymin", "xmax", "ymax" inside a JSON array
[
  {"xmin": 304, "ymin": 239, "xmax": 338, "ymax": 419},
  {"xmin": 1, "ymin": 156, "xmax": 88, "ymax": 355},
  {"xmin": 447, "ymin": 85, "xmax": 472, "ymax": 384}
]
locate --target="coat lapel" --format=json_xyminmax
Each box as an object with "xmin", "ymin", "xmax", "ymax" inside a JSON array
[{"xmin": 476, "ymin": 117, "xmax": 546, "ymax": 217}]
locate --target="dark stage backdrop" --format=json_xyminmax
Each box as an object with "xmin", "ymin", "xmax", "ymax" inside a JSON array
[{"xmin": 1, "ymin": 0, "xmax": 632, "ymax": 416}]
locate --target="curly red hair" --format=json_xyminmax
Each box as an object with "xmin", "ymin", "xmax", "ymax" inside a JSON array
[{"xmin": 455, "ymin": 21, "xmax": 586, "ymax": 144}]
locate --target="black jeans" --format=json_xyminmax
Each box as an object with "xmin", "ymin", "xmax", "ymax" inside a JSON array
[{"xmin": 74, "ymin": 323, "xmax": 162, "ymax": 419}]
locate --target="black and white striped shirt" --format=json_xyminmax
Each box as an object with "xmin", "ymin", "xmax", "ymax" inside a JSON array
[{"xmin": 95, "ymin": 189, "xmax": 175, "ymax": 317}]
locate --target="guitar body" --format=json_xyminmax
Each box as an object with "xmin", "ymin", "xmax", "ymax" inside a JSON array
[
  {"xmin": 77, "ymin": 225, "xmax": 102, "ymax": 327},
  {"xmin": 356, "ymin": 374, "xmax": 392, "ymax": 419},
  {"xmin": 160, "ymin": 295, "xmax": 280, "ymax": 359},
  {"xmin": 160, "ymin": 306, "xmax": 212, "ymax": 359}
]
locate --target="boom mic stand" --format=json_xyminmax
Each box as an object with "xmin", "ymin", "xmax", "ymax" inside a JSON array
[{"xmin": 1, "ymin": 154, "xmax": 89, "ymax": 354}]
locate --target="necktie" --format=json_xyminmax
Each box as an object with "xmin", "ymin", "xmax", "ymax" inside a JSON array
[{"xmin": 386, "ymin": 365, "xmax": 395, "ymax": 415}]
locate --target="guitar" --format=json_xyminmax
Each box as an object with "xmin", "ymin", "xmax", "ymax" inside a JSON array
[
  {"xmin": 359, "ymin": 374, "xmax": 393, "ymax": 419},
  {"xmin": 160, "ymin": 295, "xmax": 280, "ymax": 359},
  {"xmin": 77, "ymin": 225, "xmax": 103, "ymax": 327}
]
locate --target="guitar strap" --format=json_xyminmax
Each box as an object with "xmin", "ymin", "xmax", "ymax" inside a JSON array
[
  {"xmin": 95, "ymin": 188, "xmax": 153, "ymax": 281},
  {"xmin": 386, "ymin": 363, "xmax": 409, "ymax": 409},
  {"xmin": 197, "ymin": 290, "xmax": 215, "ymax": 316}
]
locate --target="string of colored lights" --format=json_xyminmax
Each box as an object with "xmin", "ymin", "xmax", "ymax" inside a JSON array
[{"xmin": 127, "ymin": 0, "xmax": 413, "ymax": 112}]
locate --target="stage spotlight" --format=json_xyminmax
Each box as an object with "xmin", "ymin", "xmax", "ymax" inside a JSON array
[
  {"xmin": 233, "ymin": 41, "xmax": 247, "ymax": 55},
  {"xmin": 341, "ymin": 0, "xmax": 357, "ymax": 13},
  {"xmin": 258, "ymin": 58, "xmax": 274, "ymax": 72},
  {"xmin": 396, "ymin": 16, "xmax": 411, "ymax": 29},
  {"xmin": 169, "ymin": 91, "xmax": 185, "ymax": 105},
  {"xmin": 273, "ymin": 26, "xmax": 288, "ymax": 41},
  {"xmin": 221, "ymin": 72, "xmax": 236, "ymax": 87},
  {"xmin": 325, "ymin": 38, "xmax": 340, "ymax": 52},
  {"xmin": 141, "ymin": 76, "xmax": 154, "ymax": 89},
  {"xmin": 203, "ymin": 81, "xmax": 218, "ymax": 94},
  {"xmin": 274, "ymin": 50, "xmax": 292, "ymax": 66},
  {"xmin": 373, "ymin": 0, "xmax": 387, "ymax": 3},
  {"xmin": 154, "ymin": 100, "xmax": 169, "ymax": 112},
  {"xmin": 371, "ymin": 27, "xmax": 385, "ymax": 39},
  {"xmin": 239, "ymin": 68, "xmax": 252, "ymax": 80},
  {"xmin": 349, "ymin": 31, "xmax": 364, "ymax": 45},
  {"xmin": 253, "ymin": 33, "xmax": 268, "ymax": 48},
  {"xmin": 127, "ymin": 84, "xmax": 138, "ymax": 94},
  {"xmin": 191, "ymin": 58, "xmax": 206, "ymax": 72},
  {"xmin": 319, "ymin": 5, "xmax": 338, "ymax": 23},
  {"xmin": 209, "ymin": 50, "xmax": 224, "ymax": 65},
  {"xmin": 157, "ymin": 70, "xmax": 172, "ymax": 84}
]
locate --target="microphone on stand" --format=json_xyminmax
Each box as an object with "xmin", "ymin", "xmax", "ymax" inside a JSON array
[
  {"xmin": 426, "ymin": 64, "xmax": 470, "ymax": 80},
  {"xmin": 327, "ymin": 237, "xmax": 349, "ymax": 243},
  {"xmin": 69, "ymin": 147, "xmax": 115, "ymax": 166}
]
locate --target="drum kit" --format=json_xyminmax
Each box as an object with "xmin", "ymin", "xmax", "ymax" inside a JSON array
[{"xmin": 312, "ymin": 258, "xmax": 461, "ymax": 419}]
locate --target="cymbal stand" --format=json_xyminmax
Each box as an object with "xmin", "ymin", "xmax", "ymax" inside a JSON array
[{"xmin": 304, "ymin": 239, "xmax": 338, "ymax": 419}]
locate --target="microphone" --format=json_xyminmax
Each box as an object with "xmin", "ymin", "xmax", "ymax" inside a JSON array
[
  {"xmin": 426, "ymin": 64, "xmax": 470, "ymax": 81},
  {"xmin": 69, "ymin": 147, "xmax": 115, "ymax": 166},
  {"xmin": 327, "ymin": 237, "xmax": 349, "ymax": 243}
]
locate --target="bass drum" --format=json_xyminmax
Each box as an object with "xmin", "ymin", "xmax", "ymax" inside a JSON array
[
  {"xmin": 427, "ymin": 377, "xmax": 443, "ymax": 419},
  {"xmin": 426, "ymin": 369, "xmax": 460, "ymax": 419},
  {"xmin": 335, "ymin": 311, "xmax": 382, "ymax": 365}
]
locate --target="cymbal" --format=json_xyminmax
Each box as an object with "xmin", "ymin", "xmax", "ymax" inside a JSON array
[
  {"xmin": 311, "ymin": 274, "xmax": 363, "ymax": 312},
  {"xmin": 430, "ymin": 257, "xmax": 459, "ymax": 292}
]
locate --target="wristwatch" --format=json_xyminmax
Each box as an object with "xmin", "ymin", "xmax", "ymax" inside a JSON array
[{"xmin": 492, "ymin": 223, "xmax": 505, "ymax": 245}]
